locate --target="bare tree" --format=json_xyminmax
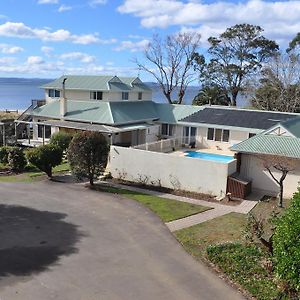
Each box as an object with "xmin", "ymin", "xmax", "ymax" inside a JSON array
[
  {"xmin": 260, "ymin": 155, "xmax": 295, "ymax": 207},
  {"xmin": 252, "ymin": 51, "xmax": 300, "ymax": 112},
  {"xmin": 135, "ymin": 32, "xmax": 201, "ymax": 104}
]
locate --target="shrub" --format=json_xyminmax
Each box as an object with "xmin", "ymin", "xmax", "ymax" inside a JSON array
[
  {"xmin": 49, "ymin": 131, "xmax": 73, "ymax": 151},
  {"xmin": 67, "ymin": 131, "xmax": 109, "ymax": 185},
  {"xmin": 7, "ymin": 147, "xmax": 27, "ymax": 172},
  {"xmin": 26, "ymin": 144, "xmax": 63, "ymax": 178},
  {"xmin": 273, "ymin": 189, "xmax": 300, "ymax": 293},
  {"xmin": 0, "ymin": 146, "xmax": 11, "ymax": 164}
]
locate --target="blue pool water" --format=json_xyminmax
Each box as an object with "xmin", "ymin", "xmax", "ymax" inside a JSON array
[{"xmin": 184, "ymin": 151, "xmax": 234, "ymax": 163}]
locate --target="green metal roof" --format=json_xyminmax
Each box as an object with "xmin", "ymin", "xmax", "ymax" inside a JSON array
[
  {"xmin": 42, "ymin": 75, "xmax": 151, "ymax": 91},
  {"xmin": 231, "ymin": 134, "xmax": 300, "ymax": 159},
  {"xmin": 154, "ymin": 103, "xmax": 203, "ymax": 124},
  {"xmin": 280, "ymin": 117, "xmax": 300, "ymax": 138},
  {"xmin": 32, "ymin": 100, "xmax": 159, "ymax": 125}
]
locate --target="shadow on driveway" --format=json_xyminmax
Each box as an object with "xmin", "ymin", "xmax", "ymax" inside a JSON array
[{"xmin": 0, "ymin": 204, "xmax": 83, "ymax": 278}]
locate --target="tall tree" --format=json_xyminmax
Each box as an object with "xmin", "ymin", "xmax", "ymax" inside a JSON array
[
  {"xmin": 194, "ymin": 24, "xmax": 278, "ymax": 106},
  {"xmin": 192, "ymin": 85, "xmax": 230, "ymax": 106},
  {"xmin": 252, "ymin": 51, "xmax": 300, "ymax": 112},
  {"xmin": 135, "ymin": 32, "xmax": 201, "ymax": 104}
]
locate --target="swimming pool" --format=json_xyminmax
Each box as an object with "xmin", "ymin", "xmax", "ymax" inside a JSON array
[{"xmin": 184, "ymin": 151, "xmax": 234, "ymax": 163}]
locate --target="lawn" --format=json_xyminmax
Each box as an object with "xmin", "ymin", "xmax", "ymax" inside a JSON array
[
  {"xmin": 175, "ymin": 198, "xmax": 295, "ymax": 299},
  {"xmin": 97, "ymin": 186, "xmax": 211, "ymax": 222},
  {"xmin": 0, "ymin": 161, "xmax": 70, "ymax": 182},
  {"xmin": 175, "ymin": 212, "xmax": 246, "ymax": 259}
]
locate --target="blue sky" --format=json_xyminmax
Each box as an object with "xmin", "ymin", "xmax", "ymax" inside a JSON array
[{"xmin": 0, "ymin": 0, "xmax": 299, "ymax": 80}]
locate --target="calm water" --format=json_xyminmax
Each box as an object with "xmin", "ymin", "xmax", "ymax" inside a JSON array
[{"xmin": 0, "ymin": 78, "xmax": 50, "ymax": 110}]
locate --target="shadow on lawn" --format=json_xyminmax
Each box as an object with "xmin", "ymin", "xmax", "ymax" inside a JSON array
[{"xmin": 0, "ymin": 204, "xmax": 84, "ymax": 278}]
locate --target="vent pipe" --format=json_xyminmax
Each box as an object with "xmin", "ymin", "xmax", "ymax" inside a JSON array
[{"xmin": 60, "ymin": 78, "xmax": 67, "ymax": 118}]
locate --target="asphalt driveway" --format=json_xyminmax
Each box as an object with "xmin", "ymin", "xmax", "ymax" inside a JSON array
[{"xmin": 0, "ymin": 181, "xmax": 245, "ymax": 300}]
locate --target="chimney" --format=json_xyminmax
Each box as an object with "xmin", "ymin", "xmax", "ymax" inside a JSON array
[{"xmin": 60, "ymin": 78, "xmax": 67, "ymax": 118}]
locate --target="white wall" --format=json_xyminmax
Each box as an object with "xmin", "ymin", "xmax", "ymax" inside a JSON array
[
  {"xmin": 240, "ymin": 154, "xmax": 300, "ymax": 198},
  {"xmin": 109, "ymin": 146, "xmax": 237, "ymax": 197},
  {"xmin": 45, "ymin": 89, "xmax": 152, "ymax": 102},
  {"xmin": 145, "ymin": 125, "xmax": 160, "ymax": 143}
]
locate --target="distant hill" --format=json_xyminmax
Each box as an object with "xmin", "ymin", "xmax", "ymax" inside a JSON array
[{"xmin": 145, "ymin": 82, "xmax": 200, "ymax": 104}]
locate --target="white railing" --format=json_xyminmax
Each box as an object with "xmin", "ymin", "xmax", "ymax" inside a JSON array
[{"xmin": 133, "ymin": 137, "xmax": 185, "ymax": 153}]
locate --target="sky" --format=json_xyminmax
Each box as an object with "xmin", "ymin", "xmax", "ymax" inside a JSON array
[{"xmin": 0, "ymin": 0, "xmax": 299, "ymax": 80}]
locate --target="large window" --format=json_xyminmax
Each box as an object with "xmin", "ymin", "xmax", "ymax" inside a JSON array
[
  {"xmin": 48, "ymin": 89, "xmax": 60, "ymax": 98},
  {"xmin": 207, "ymin": 128, "xmax": 230, "ymax": 142},
  {"xmin": 38, "ymin": 125, "xmax": 51, "ymax": 139},
  {"xmin": 90, "ymin": 91, "xmax": 103, "ymax": 100},
  {"xmin": 161, "ymin": 124, "xmax": 174, "ymax": 136},
  {"xmin": 122, "ymin": 92, "xmax": 129, "ymax": 100},
  {"xmin": 183, "ymin": 126, "xmax": 197, "ymax": 144},
  {"xmin": 138, "ymin": 92, "xmax": 143, "ymax": 100}
]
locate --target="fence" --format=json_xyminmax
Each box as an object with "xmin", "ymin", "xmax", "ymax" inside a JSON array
[{"xmin": 133, "ymin": 137, "xmax": 190, "ymax": 153}]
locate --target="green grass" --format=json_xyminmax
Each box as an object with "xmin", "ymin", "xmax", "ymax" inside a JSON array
[
  {"xmin": 207, "ymin": 243, "xmax": 279, "ymax": 300},
  {"xmin": 175, "ymin": 212, "xmax": 247, "ymax": 259},
  {"xmin": 0, "ymin": 161, "xmax": 70, "ymax": 182},
  {"xmin": 99, "ymin": 186, "xmax": 210, "ymax": 222}
]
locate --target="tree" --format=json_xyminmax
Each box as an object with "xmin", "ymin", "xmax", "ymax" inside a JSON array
[
  {"xmin": 192, "ymin": 84, "xmax": 230, "ymax": 106},
  {"xmin": 195, "ymin": 24, "xmax": 278, "ymax": 106},
  {"xmin": 67, "ymin": 131, "xmax": 109, "ymax": 185},
  {"xmin": 7, "ymin": 147, "xmax": 27, "ymax": 172},
  {"xmin": 273, "ymin": 189, "xmax": 300, "ymax": 294},
  {"xmin": 288, "ymin": 32, "xmax": 300, "ymax": 52},
  {"xmin": 50, "ymin": 131, "xmax": 73, "ymax": 152},
  {"xmin": 252, "ymin": 51, "xmax": 300, "ymax": 112},
  {"xmin": 135, "ymin": 32, "xmax": 201, "ymax": 104},
  {"xmin": 260, "ymin": 155, "xmax": 295, "ymax": 207},
  {"xmin": 26, "ymin": 144, "xmax": 63, "ymax": 178}
]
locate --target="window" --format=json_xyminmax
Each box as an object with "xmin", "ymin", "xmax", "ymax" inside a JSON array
[
  {"xmin": 38, "ymin": 125, "xmax": 51, "ymax": 139},
  {"xmin": 162, "ymin": 124, "xmax": 173, "ymax": 136},
  {"xmin": 138, "ymin": 92, "xmax": 143, "ymax": 100},
  {"xmin": 48, "ymin": 89, "xmax": 60, "ymax": 98},
  {"xmin": 90, "ymin": 91, "xmax": 103, "ymax": 100},
  {"xmin": 249, "ymin": 133, "xmax": 256, "ymax": 138},
  {"xmin": 122, "ymin": 92, "xmax": 129, "ymax": 100},
  {"xmin": 222, "ymin": 130, "xmax": 230, "ymax": 142},
  {"xmin": 207, "ymin": 128, "xmax": 214, "ymax": 140},
  {"xmin": 207, "ymin": 128, "xmax": 230, "ymax": 142}
]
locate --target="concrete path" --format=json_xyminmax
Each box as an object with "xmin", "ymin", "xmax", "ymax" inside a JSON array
[
  {"xmin": 100, "ymin": 181, "xmax": 258, "ymax": 232},
  {"xmin": 0, "ymin": 181, "xmax": 245, "ymax": 300}
]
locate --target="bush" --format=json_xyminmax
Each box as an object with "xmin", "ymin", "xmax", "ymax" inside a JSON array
[
  {"xmin": 273, "ymin": 189, "xmax": 300, "ymax": 293},
  {"xmin": 67, "ymin": 131, "xmax": 109, "ymax": 185},
  {"xmin": 49, "ymin": 131, "xmax": 73, "ymax": 151},
  {"xmin": 26, "ymin": 144, "xmax": 63, "ymax": 178},
  {"xmin": 7, "ymin": 147, "xmax": 27, "ymax": 172},
  {"xmin": 0, "ymin": 146, "xmax": 11, "ymax": 164}
]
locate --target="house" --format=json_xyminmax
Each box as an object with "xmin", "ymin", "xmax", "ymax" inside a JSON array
[
  {"xmin": 231, "ymin": 117, "xmax": 300, "ymax": 198},
  {"xmin": 16, "ymin": 74, "xmax": 300, "ymax": 199}
]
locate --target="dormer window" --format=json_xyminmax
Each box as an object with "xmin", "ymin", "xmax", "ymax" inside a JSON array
[
  {"xmin": 138, "ymin": 92, "xmax": 143, "ymax": 100},
  {"xmin": 48, "ymin": 89, "xmax": 60, "ymax": 98},
  {"xmin": 90, "ymin": 91, "xmax": 103, "ymax": 100},
  {"xmin": 122, "ymin": 92, "xmax": 129, "ymax": 100}
]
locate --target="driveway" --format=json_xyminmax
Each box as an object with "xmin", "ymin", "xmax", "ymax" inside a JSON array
[{"xmin": 0, "ymin": 181, "xmax": 245, "ymax": 300}]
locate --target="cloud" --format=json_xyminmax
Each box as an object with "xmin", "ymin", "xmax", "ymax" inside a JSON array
[
  {"xmin": 114, "ymin": 39, "xmax": 149, "ymax": 52},
  {"xmin": 41, "ymin": 46, "xmax": 54, "ymax": 56},
  {"xmin": 117, "ymin": 0, "xmax": 300, "ymax": 46},
  {"xmin": 0, "ymin": 57, "xmax": 17, "ymax": 64},
  {"xmin": 60, "ymin": 52, "xmax": 96, "ymax": 63},
  {"xmin": 0, "ymin": 43, "xmax": 24, "ymax": 54},
  {"xmin": 89, "ymin": 0, "xmax": 107, "ymax": 7},
  {"xmin": 27, "ymin": 56, "xmax": 45, "ymax": 65},
  {"xmin": 37, "ymin": 0, "xmax": 59, "ymax": 4},
  {"xmin": 0, "ymin": 22, "xmax": 115, "ymax": 45},
  {"xmin": 58, "ymin": 4, "xmax": 72, "ymax": 12}
]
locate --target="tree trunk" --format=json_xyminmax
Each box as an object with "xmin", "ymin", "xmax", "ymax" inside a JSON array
[
  {"xmin": 89, "ymin": 176, "xmax": 94, "ymax": 186},
  {"xmin": 278, "ymin": 184, "xmax": 284, "ymax": 208},
  {"xmin": 46, "ymin": 168, "xmax": 52, "ymax": 179},
  {"xmin": 178, "ymin": 89, "xmax": 185, "ymax": 104},
  {"xmin": 231, "ymin": 92, "xmax": 238, "ymax": 106},
  {"xmin": 163, "ymin": 91, "xmax": 173, "ymax": 104}
]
